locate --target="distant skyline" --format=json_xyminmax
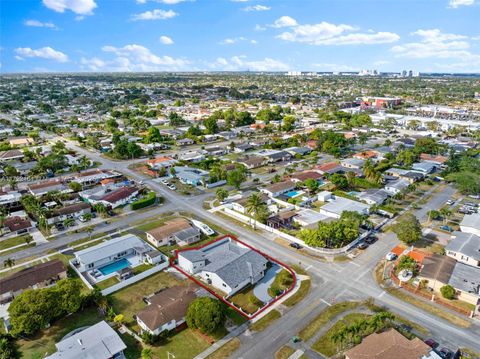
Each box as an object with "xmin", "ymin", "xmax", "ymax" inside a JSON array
[{"xmin": 1, "ymin": 0, "xmax": 479, "ymax": 73}]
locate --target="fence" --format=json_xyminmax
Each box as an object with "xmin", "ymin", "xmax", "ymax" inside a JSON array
[
  {"xmin": 101, "ymin": 261, "xmax": 169, "ymax": 295},
  {"xmin": 222, "ymin": 207, "xmax": 368, "ymax": 255}
]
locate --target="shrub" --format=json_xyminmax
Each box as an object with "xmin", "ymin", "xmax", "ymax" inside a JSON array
[
  {"xmin": 131, "ymin": 191, "xmax": 157, "ymax": 210},
  {"xmin": 440, "ymin": 285, "xmax": 456, "ymax": 300}
]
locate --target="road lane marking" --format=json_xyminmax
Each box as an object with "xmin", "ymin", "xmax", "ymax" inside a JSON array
[
  {"xmin": 349, "ymin": 261, "xmax": 361, "ymax": 267},
  {"xmin": 305, "ymin": 265, "xmax": 312, "ymax": 271},
  {"xmin": 378, "ymin": 290, "xmax": 386, "ymax": 298},
  {"xmin": 320, "ymin": 298, "xmax": 332, "ymax": 306}
]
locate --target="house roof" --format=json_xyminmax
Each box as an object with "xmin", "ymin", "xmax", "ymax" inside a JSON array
[
  {"xmin": 344, "ymin": 328, "xmax": 430, "ymax": 359},
  {"xmin": 446, "ymin": 231, "xmax": 480, "ymax": 261},
  {"xmin": 0, "ymin": 149, "xmax": 24, "ymax": 160},
  {"xmin": 460, "ymin": 213, "xmax": 480, "ymax": 231},
  {"xmin": 448, "ymin": 262, "xmax": 480, "ymax": 295},
  {"xmin": 0, "ymin": 259, "xmax": 66, "ymax": 295},
  {"xmin": 353, "ymin": 150, "xmax": 377, "ymax": 159},
  {"xmin": 136, "ymin": 285, "xmax": 197, "ymax": 331},
  {"xmin": 179, "ymin": 237, "xmax": 268, "ymax": 290},
  {"xmin": 263, "ymin": 180, "xmax": 295, "ymax": 194},
  {"xmin": 100, "ymin": 186, "xmax": 138, "ymax": 204},
  {"xmin": 74, "ymin": 234, "xmax": 151, "ymax": 265},
  {"xmin": 290, "ymin": 171, "xmax": 322, "ymax": 182},
  {"xmin": 4, "ymin": 216, "xmax": 32, "ymax": 232},
  {"xmin": 420, "ymin": 153, "xmax": 448, "ymax": 164},
  {"xmin": 420, "ymin": 254, "xmax": 456, "ymax": 283},
  {"xmin": 147, "ymin": 218, "xmax": 193, "ymax": 241},
  {"xmin": 28, "ymin": 179, "xmax": 66, "ymax": 193},
  {"xmin": 52, "ymin": 202, "xmax": 91, "ymax": 217},
  {"xmin": 239, "ymin": 156, "xmax": 265, "ymax": 167},
  {"xmin": 317, "ymin": 162, "xmax": 340, "ymax": 173},
  {"xmin": 48, "ymin": 321, "xmax": 126, "ymax": 359},
  {"xmin": 321, "ymin": 197, "xmax": 370, "ymax": 216}
]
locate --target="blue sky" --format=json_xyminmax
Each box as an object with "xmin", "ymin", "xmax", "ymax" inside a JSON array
[{"xmin": 1, "ymin": 0, "xmax": 479, "ymax": 73}]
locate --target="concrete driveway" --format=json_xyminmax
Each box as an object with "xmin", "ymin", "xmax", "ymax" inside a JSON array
[{"xmin": 253, "ymin": 264, "xmax": 282, "ymax": 303}]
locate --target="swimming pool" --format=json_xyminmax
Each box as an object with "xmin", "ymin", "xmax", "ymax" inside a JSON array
[
  {"xmin": 98, "ymin": 258, "xmax": 130, "ymax": 275},
  {"xmin": 285, "ymin": 190, "xmax": 304, "ymax": 198}
]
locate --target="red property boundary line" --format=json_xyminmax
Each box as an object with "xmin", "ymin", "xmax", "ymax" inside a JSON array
[{"xmin": 169, "ymin": 234, "xmax": 297, "ymax": 320}]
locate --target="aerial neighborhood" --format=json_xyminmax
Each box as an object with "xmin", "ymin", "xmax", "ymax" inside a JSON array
[{"xmin": 1, "ymin": 45, "xmax": 480, "ymax": 359}]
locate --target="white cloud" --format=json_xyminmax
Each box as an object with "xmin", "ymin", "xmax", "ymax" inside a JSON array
[
  {"xmin": 272, "ymin": 16, "xmax": 297, "ymax": 28},
  {"xmin": 250, "ymin": 39, "xmax": 258, "ymax": 44},
  {"xmin": 159, "ymin": 35, "xmax": 174, "ymax": 45},
  {"xmin": 219, "ymin": 36, "xmax": 248, "ymax": 45},
  {"xmin": 24, "ymin": 19, "xmax": 57, "ymax": 29},
  {"xmin": 131, "ymin": 9, "xmax": 178, "ymax": 21},
  {"xmin": 14, "ymin": 46, "xmax": 68, "ymax": 62},
  {"xmin": 254, "ymin": 24, "xmax": 266, "ymax": 31},
  {"xmin": 97, "ymin": 44, "xmax": 189, "ymax": 71},
  {"xmin": 243, "ymin": 4, "xmax": 270, "ymax": 11},
  {"xmin": 391, "ymin": 29, "xmax": 472, "ymax": 59},
  {"xmin": 42, "ymin": 0, "xmax": 97, "ymax": 15},
  {"xmin": 136, "ymin": 0, "xmax": 191, "ymax": 3},
  {"xmin": 448, "ymin": 0, "xmax": 475, "ymax": 8},
  {"xmin": 274, "ymin": 18, "xmax": 399, "ymax": 45},
  {"xmin": 210, "ymin": 55, "xmax": 288, "ymax": 71}
]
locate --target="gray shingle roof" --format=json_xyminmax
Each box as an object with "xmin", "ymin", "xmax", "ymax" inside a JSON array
[
  {"xmin": 446, "ymin": 231, "xmax": 480, "ymax": 261},
  {"xmin": 461, "ymin": 213, "xmax": 480, "ymax": 231},
  {"xmin": 448, "ymin": 262, "xmax": 480, "ymax": 295}
]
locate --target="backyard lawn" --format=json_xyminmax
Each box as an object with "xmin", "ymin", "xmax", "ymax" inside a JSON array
[
  {"xmin": 145, "ymin": 328, "xmax": 211, "ymax": 359},
  {"xmin": 108, "ymin": 271, "xmax": 184, "ymax": 327},
  {"xmin": 17, "ymin": 307, "xmax": 103, "ymax": 358}
]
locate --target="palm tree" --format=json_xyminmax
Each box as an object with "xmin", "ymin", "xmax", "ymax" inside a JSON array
[
  {"xmin": 8, "ymin": 178, "xmax": 17, "ymax": 190},
  {"xmin": 141, "ymin": 348, "xmax": 152, "ymax": 359},
  {"xmin": 3, "ymin": 258, "xmax": 15, "ymax": 269},
  {"xmin": 440, "ymin": 207, "xmax": 452, "ymax": 225},
  {"xmin": 94, "ymin": 203, "xmax": 108, "ymax": 218},
  {"xmin": 245, "ymin": 193, "xmax": 266, "ymax": 230},
  {"xmin": 80, "ymin": 155, "xmax": 90, "ymax": 170}
]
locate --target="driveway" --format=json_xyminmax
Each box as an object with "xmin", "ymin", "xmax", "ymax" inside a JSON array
[{"xmin": 253, "ymin": 264, "xmax": 282, "ymax": 303}]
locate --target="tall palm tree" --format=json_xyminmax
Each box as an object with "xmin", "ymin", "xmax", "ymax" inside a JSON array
[
  {"xmin": 3, "ymin": 258, "xmax": 15, "ymax": 269},
  {"xmin": 80, "ymin": 155, "xmax": 90, "ymax": 170},
  {"xmin": 245, "ymin": 193, "xmax": 266, "ymax": 230}
]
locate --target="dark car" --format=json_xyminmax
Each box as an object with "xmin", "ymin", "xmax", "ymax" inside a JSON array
[
  {"xmin": 357, "ymin": 242, "xmax": 369, "ymax": 250},
  {"xmin": 365, "ymin": 236, "xmax": 377, "ymax": 245},
  {"xmin": 424, "ymin": 339, "xmax": 439, "ymax": 349},
  {"xmin": 439, "ymin": 348, "xmax": 453, "ymax": 359},
  {"xmin": 290, "ymin": 242, "xmax": 302, "ymax": 250}
]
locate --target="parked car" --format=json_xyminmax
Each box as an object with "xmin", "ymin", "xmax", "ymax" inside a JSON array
[
  {"xmin": 365, "ymin": 236, "xmax": 377, "ymax": 245},
  {"xmin": 440, "ymin": 225, "xmax": 453, "ymax": 232},
  {"xmin": 168, "ymin": 184, "xmax": 177, "ymax": 190},
  {"xmin": 439, "ymin": 348, "xmax": 453, "ymax": 359},
  {"xmin": 446, "ymin": 200, "xmax": 454, "ymax": 205},
  {"xmin": 358, "ymin": 242, "xmax": 369, "ymax": 250},
  {"xmin": 424, "ymin": 339, "xmax": 439, "ymax": 349},
  {"xmin": 385, "ymin": 252, "xmax": 398, "ymax": 261},
  {"xmin": 289, "ymin": 242, "xmax": 302, "ymax": 250}
]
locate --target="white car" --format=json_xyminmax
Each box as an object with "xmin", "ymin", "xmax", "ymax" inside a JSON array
[{"xmin": 385, "ymin": 252, "xmax": 398, "ymax": 261}]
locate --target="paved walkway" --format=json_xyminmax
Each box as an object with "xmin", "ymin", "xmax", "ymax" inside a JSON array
[{"xmin": 253, "ymin": 264, "xmax": 281, "ymax": 303}]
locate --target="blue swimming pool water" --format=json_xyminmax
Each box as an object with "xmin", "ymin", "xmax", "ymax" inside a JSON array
[
  {"xmin": 285, "ymin": 190, "xmax": 302, "ymax": 198},
  {"xmin": 98, "ymin": 258, "xmax": 130, "ymax": 275}
]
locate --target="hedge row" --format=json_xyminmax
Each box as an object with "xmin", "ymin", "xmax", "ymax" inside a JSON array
[{"xmin": 131, "ymin": 191, "xmax": 157, "ymax": 210}]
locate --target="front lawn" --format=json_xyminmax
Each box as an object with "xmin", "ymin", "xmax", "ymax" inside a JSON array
[
  {"xmin": 0, "ymin": 234, "xmax": 33, "ymax": 250},
  {"xmin": 17, "ymin": 307, "xmax": 103, "ymax": 358},
  {"xmin": 147, "ymin": 328, "xmax": 211, "ymax": 359},
  {"xmin": 229, "ymin": 285, "xmax": 264, "ymax": 315},
  {"xmin": 108, "ymin": 271, "xmax": 184, "ymax": 326}
]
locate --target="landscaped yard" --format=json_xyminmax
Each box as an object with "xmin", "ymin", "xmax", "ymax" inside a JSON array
[
  {"xmin": 312, "ymin": 313, "xmax": 370, "ymax": 357},
  {"xmin": 283, "ymin": 279, "xmax": 311, "ymax": 307},
  {"xmin": 17, "ymin": 306, "xmax": 104, "ymax": 358},
  {"xmin": 108, "ymin": 271, "xmax": 184, "ymax": 327},
  {"xmin": 299, "ymin": 301, "xmax": 360, "ymax": 341},
  {"xmin": 229, "ymin": 285, "xmax": 264, "ymax": 315}
]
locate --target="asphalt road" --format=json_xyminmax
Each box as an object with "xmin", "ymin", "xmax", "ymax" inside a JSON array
[{"xmin": 4, "ymin": 139, "xmax": 480, "ymax": 358}]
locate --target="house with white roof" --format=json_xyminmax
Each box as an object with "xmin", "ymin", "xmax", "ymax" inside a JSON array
[
  {"xmin": 446, "ymin": 231, "xmax": 480, "ymax": 268},
  {"xmin": 46, "ymin": 321, "xmax": 126, "ymax": 359},
  {"xmin": 319, "ymin": 196, "xmax": 371, "ymax": 219},
  {"xmin": 460, "ymin": 213, "xmax": 480, "ymax": 237}
]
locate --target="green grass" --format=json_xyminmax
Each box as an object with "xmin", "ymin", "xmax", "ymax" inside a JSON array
[
  {"xmin": 0, "ymin": 243, "xmax": 36, "ymax": 256},
  {"xmin": 299, "ymin": 301, "xmax": 360, "ymax": 341},
  {"xmin": 108, "ymin": 271, "xmax": 184, "ymax": 326},
  {"xmin": 250, "ymin": 309, "xmax": 281, "ymax": 332},
  {"xmin": 312, "ymin": 313, "xmax": 371, "ymax": 357},
  {"xmin": 17, "ymin": 307, "xmax": 103, "ymax": 358},
  {"xmin": 283, "ymin": 279, "xmax": 311, "ymax": 307},
  {"xmin": 229, "ymin": 285, "xmax": 264, "ymax": 314},
  {"xmin": 0, "ymin": 235, "xmax": 33, "ymax": 250},
  {"xmin": 268, "ymin": 269, "xmax": 294, "ymax": 297},
  {"xmin": 205, "ymin": 338, "xmax": 241, "ymax": 359},
  {"xmin": 275, "ymin": 345, "xmax": 296, "ymax": 359},
  {"xmin": 147, "ymin": 328, "xmax": 211, "ymax": 359},
  {"xmin": 94, "ymin": 276, "xmax": 119, "ymax": 290},
  {"xmin": 225, "ymin": 306, "xmax": 248, "ymax": 326}
]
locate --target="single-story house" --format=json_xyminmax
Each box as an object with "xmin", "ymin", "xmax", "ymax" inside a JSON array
[
  {"xmin": 344, "ymin": 328, "xmax": 432, "ymax": 359},
  {"xmin": 178, "ymin": 236, "xmax": 268, "ymax": 297},
  {"xmin": 341, "ymin": 158, "xmax": 365, "ymax": 169},
  {"xmin": 27, "ymin": 179, "xmax": 70, "ymax": 197},
  {"xmin": 289, "ymin": 171, "xmax": 323, "ymax": 183},
  {"xmin": 293, "ymin": 209, "xmax": 331, "ymax": 228},
  {"xmin": 177, "ymin": 138, "xmax": 195, "ymax": 146},
  {"xmin": 0, "ymin": 259, "xmax": 67, "ymax": 304},
  {"xmin": 420, "ymin": 153, "xmax": 448, "ymax": 165},
  {"xmin": 46, "ymin": 202, "xmax": 91, "ymax": 225},
  {"xmin": 317, "ymin": 190, "xmax": 333, "ymax": 202},
  {"xmin": 0, "ymin": 191, "xmax": 22, "ymax": 211},
  {"xmin": 146, "ymin": 157, "xmax": 177, "ymax": 171},
  {"xmin": 46, "ymin": 321, "xmax": 126, "ymax": 359},
  {"xmin": 460, "ymin": 213, "xmax": 480, "ymax": 237},
  {"xmin": 146, "ymin": 218, "xmax": 201, "ymax": 247},
  {"xmin": 173, "ymin": 166, "xmax": 209, "ymax": 186},
  {"xmin": 446, "ymin": 231, "xmax": 480, "ymax": 267},
  {"xmin": 384, "ymin": 168, "xmax": 424, "ymax": 183},
  {"xmin": 319, "ymin": 196, "xmax": 370, "ymax": 219},
  {"xmin": 204, "ymin": 146, "xmax": 227, "ymax": 156},
  {"xmin": 9, "ymin": 136, "xmax": 34, "ymax": 147},
  {"xmin": 3, "ymin": 215, "xmax": 34, "ymax": 235},
  {"xmin": 73, "ymin": 169, "xmax": 122, "ymax": 187},
  {"xmin": 231, "ymin": 193, "xmax": 272, "ymax": 214},
  {"xmin": 284, "ymin": 147, "xmax": 311, "ymax": 157},
  {"xmin": 353, "ymin": 150, "xmax": 377, "ymax": 160},
  {"xmin": 356, "ymin": 189, "xmax": 389, "ymax": 205},
  {"xmin": 267, "ymin": 210, "xmax": 297, "ymax": 229},
  {"xmin": 418, "ymin": 254, "xmax": 480, "ymax": 306},
  {"xmin": 177, "ymin": 151, "xmax": 205, "ymax": 163},
  {"xmin": 72, "ymin": 234, "xmax": 163, "ymax": 273},
  {"xmin": 0, "ymin": 149, "xmax": 24, "ymax": 162},
  {"xmin": 238, "ymin": 156, "xmax": 268, "ymax": 169},
  {"xmin": 136, "ymin": 285, "xmax": 197, "ymax": 335},
  {"xmin": 384, "ymin": 178, "xmax": 410, "ymax": 195},
  {"xmin": 80, "ymin": 186, "xmax": 139, "ymax": 209},
  {"xmin": 261, "ymin": 181, "xmax": 296, "ymax": 198},
  {"xmin": 412, "ymin": 161, "xmax": 438, "ymax": 174},
  {"xmin": 262, "ymin": 150, "xmax": 292, "ymax": 163}
]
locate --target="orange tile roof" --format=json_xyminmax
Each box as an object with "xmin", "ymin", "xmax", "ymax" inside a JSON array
[
  {"xmin": 147, "ymin": 157, "xmax": 174, "ymax": 164},
  {"xmin": 354, "ymin": 150, "xmax": 377, "ymax": 159}
]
